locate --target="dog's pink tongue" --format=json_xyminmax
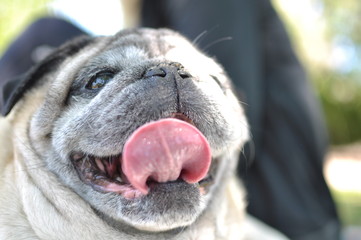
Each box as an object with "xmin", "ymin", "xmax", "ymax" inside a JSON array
[{"xmin": 122, "ymin": 118, "xmax": 211, "ymax": 195}]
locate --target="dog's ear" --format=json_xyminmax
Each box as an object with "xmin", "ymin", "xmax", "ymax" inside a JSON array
[{"xmin": 1, "ymin": 35, "xmax": 95, "ymax": 116}]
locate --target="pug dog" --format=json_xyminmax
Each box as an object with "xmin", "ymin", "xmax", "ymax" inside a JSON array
[{"xmin": 0, "ymin": 28, "xmax": 287, "ymax": 240}]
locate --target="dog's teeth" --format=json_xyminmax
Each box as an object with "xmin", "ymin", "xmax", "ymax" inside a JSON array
[
  {"xmin": 94, "ymin": 174, "xmax": 107, "ymax": 180},
  {"xmin": 72, "ymin": 153, "xmax": 84, "ymax": 161},
  {"xmin": 105, "ymin": 157, "xmax": 121, "ymax": 178},
  {"xmin": 116, "ymin": 176, "xmax": 123, "ymax": 183},
  {"xmin": 95, "ymin": 158, "xmax": 106, "ymax": 172}
]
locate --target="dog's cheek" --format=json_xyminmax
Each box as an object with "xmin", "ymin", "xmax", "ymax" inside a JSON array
[
  {"xmin": 28, "ymin": 91, "xmax": 89, "ymax": 163},
  {"xmin": 191, "ymin": 78, "xmax": 248, "ymax": 190},
  {"xmin": 29, "ymin": 47, "xmax": 110, "ymax": 158},
  {"xmin": 191, "ymin": 80, "xmax": 243, "ymax": 153},
  {"xmin": 29, "ymin": 101, "xmax": 69, "ymax": 159}
]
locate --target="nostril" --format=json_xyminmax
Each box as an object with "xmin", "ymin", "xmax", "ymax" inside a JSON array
[
  {"xmin": 143, "ymin": 64, "xmax": 192, "ymax": 79},
  {"xmin": 178, "ymin": 70, "xmax": 192, "ymax": 79},
  {"xmin": 143, "ymin": 68, "xmax": 167, "ymax": 78}
]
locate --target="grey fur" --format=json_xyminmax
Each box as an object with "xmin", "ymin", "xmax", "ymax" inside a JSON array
[
  {"xmin": 36, "ymin": 28, "xmax": 247, "ymax": 231},
  {"xmin": 0, "ymin": 28, "xmax": 287, "ymax": 239}
]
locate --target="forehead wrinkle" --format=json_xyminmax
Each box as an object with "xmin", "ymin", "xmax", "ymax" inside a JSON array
[
  {"xmin": 111, "ymin": 32, "xmax": 177, "ymax": 58},
  {"xmin": 85, "ymin": 46, "xmax": 148, "ymax": 71}
]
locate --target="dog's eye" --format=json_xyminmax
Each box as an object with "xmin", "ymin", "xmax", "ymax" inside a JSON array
[{"xmin": 86, "ymin": 72, "xmax": 114, "ymax": 90}]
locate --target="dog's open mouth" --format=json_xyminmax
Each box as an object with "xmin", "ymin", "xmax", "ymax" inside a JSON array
[{"xmin": 71, "ymin": 116, "xmax": 213, "ymax": 199}]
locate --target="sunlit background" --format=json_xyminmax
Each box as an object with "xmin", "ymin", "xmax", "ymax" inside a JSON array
[{"xmin": 1, "ymin": 0, "xmax": 361, "ymax": 236}]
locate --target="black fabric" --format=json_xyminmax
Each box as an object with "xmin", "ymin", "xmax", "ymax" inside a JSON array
[
  {"xmin": 0, "ymin": 17, "xmax": 85, "ymax": 111},
  {"xmin": 141, "ymin": 0, "xmax": 341, "ymax": 239}
]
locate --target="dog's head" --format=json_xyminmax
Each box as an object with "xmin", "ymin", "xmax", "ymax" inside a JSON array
[{"xmin": 3, "ymin": 28, "xmax": 248, "ymax": 232}]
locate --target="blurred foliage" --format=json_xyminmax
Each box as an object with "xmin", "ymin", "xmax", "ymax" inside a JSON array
[
  {"xmin": 275, "ymin": 0, "xmax": 361, "ymax": 145},
  {"xmin": 331, "ymin": 189, "xmax": 361, "ymax": 226},
  {"xmin": 0, "ymin": 0, "xmax": 49, "ymax": 55},
  {"xmin": 314, "ymin": 70, "xmax": 361, "ymax": 145},
  {"xmin": 314, "ymin": 0, "xmax": 361, "ymax": 145},
  {"xmin": 322, "ymin": 0, "xmax": 361, "ymax": 45}
]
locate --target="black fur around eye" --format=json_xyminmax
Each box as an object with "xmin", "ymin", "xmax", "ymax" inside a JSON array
[{"xmin": 85, "ymin": 72, "xmax": 114, "ymax": 90}]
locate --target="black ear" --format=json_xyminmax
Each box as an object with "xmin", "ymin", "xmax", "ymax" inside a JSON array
[{"xmin": 1, "ymin": 35, "xmax": 95, "ymax": 116}]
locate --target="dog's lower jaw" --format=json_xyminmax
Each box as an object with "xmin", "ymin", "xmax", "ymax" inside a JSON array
[
  {"xmin": 115, "ymin": 182, "xmax": 209, "ymax": 232},
  {"xmin": 95, "ymin": 176, "xmax": 242, "ymax": 238},
  {"xmin": 117, "ymin": 158, "xmax": 234, "ymax": 234},
  {"xmin": 78, "ymin": 151, "xmax": 237, "ymax": 235}
]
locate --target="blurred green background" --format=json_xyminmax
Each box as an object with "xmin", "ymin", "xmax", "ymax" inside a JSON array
[
  {"xmin": 1, "ymin": 0, "xmax": 360, "ymax": 230},
  {"xmin": 274, "ymin": 0, "xmax": 361, "ymax": 145},
  {"xmin": 0, "ymin": 0, "xmax": 49, "ymax": 53}
]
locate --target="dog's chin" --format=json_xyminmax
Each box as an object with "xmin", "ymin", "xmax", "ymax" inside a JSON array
[
  {"xmin": 115, "ymin": 181, "xmax": 207, "ymax": 232},
  {"xmin": 68, "ymin": 152, "xmax": 216, "ymax": 232},
  {"xmin": 88, "ymin": 179, "xmax": 210, "ymax": 233}
]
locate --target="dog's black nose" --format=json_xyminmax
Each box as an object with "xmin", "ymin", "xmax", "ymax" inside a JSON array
[{"xmin": 144, "ymin": 63, "xmax": 192, "ymax": 79}]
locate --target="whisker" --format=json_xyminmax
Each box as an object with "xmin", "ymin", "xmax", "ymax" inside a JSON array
[
  {"xmin": 192, "ymin": 25, "xmax": 220, "ymax": 47},
  {"xmin": 192, "ymin": 30, "xmax": 208, "ymax": 46},
  {"xmin": 203, "ymin": 37, "xmax": 233, "ymax": 51},
  {"xmin": 237, "ymin": 99, "xmax": 249, "ymax": 106}
]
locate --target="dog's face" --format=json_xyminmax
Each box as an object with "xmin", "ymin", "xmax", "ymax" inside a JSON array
[{"xmin": 7, "ymin": 29, "xmax": 248, "ymax": 233}]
